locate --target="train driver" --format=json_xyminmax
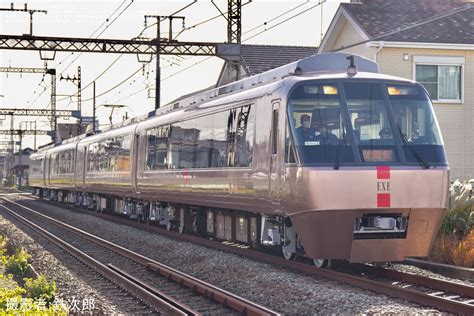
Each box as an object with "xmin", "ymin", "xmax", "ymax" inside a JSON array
[
  {"xmin": 295, "ymin": 114, "xmax": 317, "ymax": 142},
  {"xmin": 379, "ymin": 127, "xmax": 393, "ymax": 140},
  {"xmin": 314, "ymin": 121, "xmax": 339, "ymax": 145}
]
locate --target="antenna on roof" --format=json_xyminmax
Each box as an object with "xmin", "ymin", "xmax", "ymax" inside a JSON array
[{"xmin": 346, "ymin": 55, "xmax": 357, "ymax": 77}]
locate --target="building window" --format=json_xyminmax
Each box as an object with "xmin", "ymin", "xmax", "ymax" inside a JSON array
[{"xmin": 414, "ymin": 56, "xmax": 464, "ymax": 102}]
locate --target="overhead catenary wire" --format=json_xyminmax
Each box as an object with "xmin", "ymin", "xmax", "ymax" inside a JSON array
[
  {"xmin": 174, "ymin": 0, "xmax": 253, "ymax": 39},
  {"xmin": 25, "ymin": 0, "xmax": 134, "ymax": 109},
  {"xmin": 117, "ymin": 2, "xmax": 474, "ymax": 108},
  {"xmin": 243, "ymin": 0, "xmax": 326, "ymax": 42},
  {"xmin": 51, "ymin": 0, "xmax": 129, "ymax": 71},
  {"xmin": 241, "ymin": 0, "xmax": 312, "ymax": 36},
  {"xmin": 53, "ymin": 1, "xmax": 199, "ymax": 104}
]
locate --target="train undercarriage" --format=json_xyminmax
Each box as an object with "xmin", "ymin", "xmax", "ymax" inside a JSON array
[{"xmin": 35, "ymin": 188, "xmax": 332, "ymax": 268}]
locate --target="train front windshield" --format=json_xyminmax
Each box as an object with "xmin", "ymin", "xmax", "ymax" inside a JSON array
[{"xmin": 287, "ymin": 80, "xmax": 447, "ymax": 166}]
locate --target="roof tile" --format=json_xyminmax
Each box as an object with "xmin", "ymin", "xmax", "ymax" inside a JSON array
[{"xmin": 342, "ymin": 0, "xmax": 474, "ymax": 44}]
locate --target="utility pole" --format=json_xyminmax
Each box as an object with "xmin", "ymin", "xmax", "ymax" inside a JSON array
[
  {"xmin": 7, "ymin": 112, "xmax": 13, "ymax": 186},
  {"xmin": 45, "ymin": 68, "xmax": 57, "ymax": 142},
  {"xmin": 227, "ymin": 0, "xmax": 242, "ymax": 44},
  {"xmin": 34, "ymin": 121, "xmax": 37, "ymax": 150},
  {"xmin": 0, "ymin": 3, "xmax": 47, "ymax": 36},
  {"xmin": 145, "ymin": 15, "xmax": 185, "ymax": 110},
  {"xmin": 0, "ymin": 66, "xmax": 59, "ymax": 142},
  {"xmin": 60, "ymin": 66, "xmax": 81, "ymax": 114},
  {"xmin": 92, "ymin": 81, "xmax": 96, "ymax": 133},
  {"xmin": 60, "ymin": 66, "xmax": 82, "ymax": 132},
  {"xmin": 18, "ymin": 129, "xmax": 22, "ymax": 187}
]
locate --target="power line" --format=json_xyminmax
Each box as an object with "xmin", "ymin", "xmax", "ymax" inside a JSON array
[
  {"xmin": 81, "ymin": 59, "xmax": 174, "ymax": 103},
  {"xmin": 174, "ymin": 0, "xmax": 252, "ymax": 40},
  {"xmin": 51, "ymin": 0, "xmax": 128, "ymax": 70},
  {"xmin": 242, "ymin": 0, "xmax": 311, "ymax": 36},
  {"xmin": 50, "ymin": 1, "xmax": 199, "ymax": 105},
  {"xmin": 26, "ymin": 0, "xmax": 135, "ymax": 109},
  {"xmin": 159, "ymin": 1, "xmax": 320, "ymax": 83},
  {"xmin": 243, "ymin": 0, "xmax": 326, "ymax": 42},
  {"xmin": 58, "ymin": 0, "xmax": 135, "ymax": 74}
]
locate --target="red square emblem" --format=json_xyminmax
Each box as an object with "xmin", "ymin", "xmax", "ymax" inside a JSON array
[
  {"xmin": 377, "ymin": 193, "xmax": 391, "ymax": 207},
  {"xmin": 376, "ymin": 166, "xmax": 390, "ymax": 179}
]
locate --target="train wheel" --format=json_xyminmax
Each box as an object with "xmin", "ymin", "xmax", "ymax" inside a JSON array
[
  {"xmin": 313, "ymin": 258, "xmax": 331, "ymax": 269},
  {"xmin": 166, "ymin": 221, "xmax": 172, "ymax": 231},
  {"xmin": 282, "ymin": 247, "xmax": 296, "ymax": 260}
]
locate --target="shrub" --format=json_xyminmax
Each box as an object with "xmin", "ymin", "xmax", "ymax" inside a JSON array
[
  {"xmin": 0, "ymin": 235, "xmax": 8, "ymax": 251},
  {"xmin": 430, "ymin": 201, "xmax": 474, "ymax": 267},
  {"xmin": 0, "ymin": 274, "xmax": 25, "ymax": 311},
  {"xmin": 3, "ymin": 248, "xmax": 31, "ymax": 280},
  {"xmin": 24, "ymin": 275, "xmax": 57, "ymax": 305},
  {"xmin": 439, "ymin": 203, "xmax": 473, "ymax": 238}
]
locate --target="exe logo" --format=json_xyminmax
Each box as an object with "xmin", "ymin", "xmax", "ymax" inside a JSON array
[{"xmin": 376, "ymin": 166, "xmax": 391, "ymax": 207}]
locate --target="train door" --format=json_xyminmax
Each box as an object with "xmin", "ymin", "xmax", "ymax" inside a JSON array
[
  {"xmin": 82, "ymin": 145, "xmax": 87, "ymax": 187},
  {"xmin": 41, "ymin": 154, "xmax": 46, "ymax": 188},
  {"xmin": 269, "ymin": 101, "xmax": 282, "ymax": 205},
  {"xmin": 45, "ymin": 154, "xmax": 51, "ymax": 187},
  {"xmin": 132, "ymin": 128, "xmax": 140, "ymax": 195}
]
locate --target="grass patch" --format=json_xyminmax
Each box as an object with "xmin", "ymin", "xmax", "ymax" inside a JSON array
[
  {"xmin": 429, "ymin": 201, "xmax": 474, "ymax": 267},
  {"xmin": 0, "ymin": 235, "xmax": 67, "ymax": 314},
  {"xmin": 2, "ymin": 248, "xmax": 30, "ymax": 280}
]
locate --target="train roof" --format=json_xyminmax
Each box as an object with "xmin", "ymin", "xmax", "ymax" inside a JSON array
[
  {"xmin": 101, "ymin": 53, "xmax": 379, "ymax": 130},
  {"xmin": 37, "ymin": 52, "xmax": 414, "ymax": 154}
]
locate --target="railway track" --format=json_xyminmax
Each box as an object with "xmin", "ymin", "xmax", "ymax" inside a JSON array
[
  {"xmin": 0, "ymin": 197, "xmax": 279, "ymax": 316},
  {"xmin": 7, "ymin": 193, "xmax": 474, "ymax": 314}
]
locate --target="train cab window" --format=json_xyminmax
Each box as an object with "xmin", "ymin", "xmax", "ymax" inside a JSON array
[
  {"xmin": 387, "ymin": 84, "xmax": 447, "ymax": 163},
  {"xmin": 344, "ymin": 82, "xmax": 399, "ymax": 162},
  {"xmin": 287, "ymin": 83, "xmax": 354, "ymax": 164}
]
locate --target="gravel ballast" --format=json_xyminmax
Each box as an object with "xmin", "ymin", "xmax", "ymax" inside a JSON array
[
  {"xmin": 0, "ymin": 213, "xmax": 125, "ymax": 314},
  {"xmin": 3, "ymin": 195, "xmax": 451, "ymax": 314}
]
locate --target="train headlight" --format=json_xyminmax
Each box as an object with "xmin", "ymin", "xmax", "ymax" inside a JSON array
[
  {"xmin": 323, "ymin": 85, "xmax": 338, "ymax": 95},
  {"xmin": 387, "ymin": 86, "xmax": 401, "ymax": 95}
]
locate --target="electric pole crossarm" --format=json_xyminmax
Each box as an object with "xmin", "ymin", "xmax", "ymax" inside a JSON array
[
  {"xmin": 0, "ymin": 34, "xmax": 237, "ymax": 56},
  {"xmin": 0, "ymin": 67, "xmax": 45, "ymax": 73},
  {"xmin": 0, "ymin": 108, "xmax": 80, "ymax": 117},
  {"xmin": 0, "ymin": 130, "xmax": 49, "ymax": 135}
]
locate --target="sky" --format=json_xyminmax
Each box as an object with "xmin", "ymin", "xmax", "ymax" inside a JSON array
[{"xmin": 0, "ymin": 0, "xmax": 348, "ymax": 149}]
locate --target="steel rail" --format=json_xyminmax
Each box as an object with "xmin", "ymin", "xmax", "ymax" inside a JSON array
[
  {"xmin": 352, "ymin": 263, "xmax": 474, "ymax": 299},
  {"xmin": 0, "ymin": 203, "xmax": 195, "ymax": 316},
  {"xmin": 21, "ymin": 196, "xmax": 474, "ymax": 315},
  {"xmin": 1, "ymin": 197, "xmax": 279, "ymax": 316}
]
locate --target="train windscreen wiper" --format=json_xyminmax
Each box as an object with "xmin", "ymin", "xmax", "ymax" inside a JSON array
[
  {"xmin": 397, "ymin": 124, "xmax": 430, "ymax": 169},
  {"xmin": 334, "ymin": 132, "xmax": 346, "ymax": 170}
]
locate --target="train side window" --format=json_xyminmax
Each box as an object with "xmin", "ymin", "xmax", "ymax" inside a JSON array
[
  {"xmin": 225, "ymin": 105, "xmax": 254, "ymax": 167},
  {"xmin": 195, "ymin": 115, "xmax": 214, "ymax": 168},
  {"xmin": 180, "ymin": 120, "xmax": 198, "ymax": 169},
  {"xmin": 116, "ymin": 135, "xmax": 132, "ymax": 171},
  {"xmin": 212, "ymin": 111, "xmax": 229, "ymax": 168},
  {"xmin": 146, "ymin": 126, "xmax": 170, "ymax": 170}
]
